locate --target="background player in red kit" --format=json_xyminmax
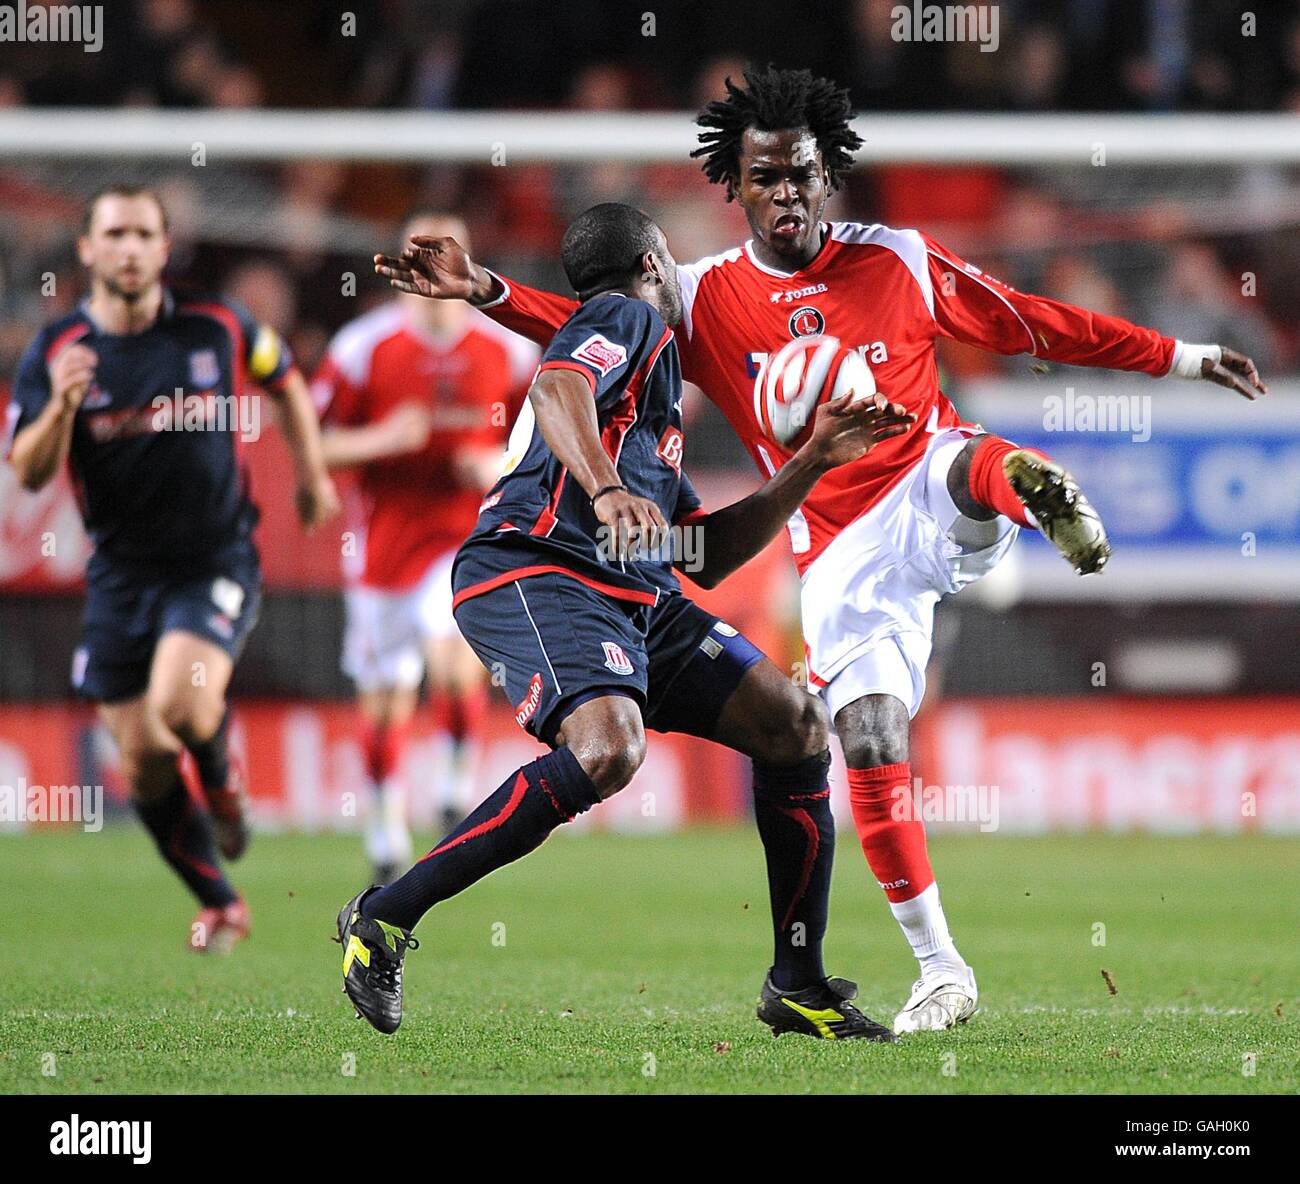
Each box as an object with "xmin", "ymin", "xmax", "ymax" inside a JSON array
[
  {"xmin": 315, "ymin": 213, "xmax": 538, "ymax": 882},
  {"xmin": 375, "ymin": 67, "xmax": 1266, "ymax": 1034}
]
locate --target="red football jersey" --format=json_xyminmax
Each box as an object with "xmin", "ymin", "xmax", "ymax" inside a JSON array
[
  {"xmin": 312, "ymin": 304, "xmax": 538, "ymax": 590},
  {"xmin": 479, "ymin": 221, "xmax": 1177, "ymax": 573}
]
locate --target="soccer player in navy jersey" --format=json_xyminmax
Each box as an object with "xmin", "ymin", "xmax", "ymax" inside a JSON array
[
  {"xmin": 6, "ymin": 186, "xmax": 340, "ymax": 952},
  {"xmin": 342, "ymin": 203, "xmax": 916, "ymax": 1037}
]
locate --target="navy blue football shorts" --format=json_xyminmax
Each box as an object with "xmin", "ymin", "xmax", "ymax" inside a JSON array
[
  {"xmin": 73, "ymin": 537, "xmax": 263, "ymax": 703},
  {"xmin": 452, "ymin": 566, "xmax": 765, "ymax": 746}
]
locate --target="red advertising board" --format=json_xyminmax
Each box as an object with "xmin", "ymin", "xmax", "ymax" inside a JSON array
[{"xmin": 3, "ymin": 697, "xmax": 1299, "ymax": 834}]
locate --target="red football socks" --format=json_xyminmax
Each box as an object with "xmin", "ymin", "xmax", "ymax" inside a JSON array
[
  {"xmin": 846, "ymin": 762, "xmax": 935, "ymax": 904},
  {"xmin": 966, "ymin": 435, "xmax": 1044, "ymax": 528}
]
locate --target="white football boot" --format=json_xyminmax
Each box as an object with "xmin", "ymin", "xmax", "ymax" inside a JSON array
[{"xmin": 893, "ymin": 966, "xmax": 979, "ymax": 1034}]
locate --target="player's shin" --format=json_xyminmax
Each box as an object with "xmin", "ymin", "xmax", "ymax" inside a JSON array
[
  {"xmin": 846, "ymin": 762, "xmax": 966, "ymax": 980},
  {"xmin": 432, "ymin": 685, "xmax": 488, "ymax": 826},
  {"xmin": 135, "ymin": 766, "xmax": 240, "ymax": 909},
  {"xmin": 360, "ymin": 714, "xmax": 413, "ymax": 875},
  {"xmin": 360, "ymin": 746, "xmax": 601, "ymax": 931},
  {"xmin": 187, "ymin": 708, "xmax": 250, "ymax": 861},
  {"xmin": 752, "ymin": 752, "xmax": 834, "ymax": 991}
]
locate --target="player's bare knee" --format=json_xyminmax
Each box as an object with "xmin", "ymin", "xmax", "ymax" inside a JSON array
[
  {"xmin": 583, "ymin": 728, "xmax": 646, "ymax": 798},
  {"xmin": 152, "ymin": 691, "xmax": 222, "ymax": 745},
  {"xmin": 564, "ymin": 702, "xmax": 646, "ymax": 798},
  {"xmin": 835, "ymin": 695, "xmax": 910, "ymax": 768},
  {"xmin": 762, "ymin": 687, "xmax": 830, "ymax": 764}
]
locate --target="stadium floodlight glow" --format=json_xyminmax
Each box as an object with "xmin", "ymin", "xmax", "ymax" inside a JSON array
[{"xmin": 0, "ymin": 110, "xmax": 1297, "ymax": 163}]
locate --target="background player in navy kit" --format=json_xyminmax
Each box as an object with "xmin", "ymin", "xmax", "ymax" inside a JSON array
[
  {"xmin": 341, "ymin": 203, "xmax": 916, "ymax": 1036},
  {"xmin": 5, "ymin": 186, "xmax": 340, "ymax": 952}
]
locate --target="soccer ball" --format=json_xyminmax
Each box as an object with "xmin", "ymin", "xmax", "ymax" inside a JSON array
[{"xmin": 753, "ymin": 334, "xmax": 876, "ymax": 449}]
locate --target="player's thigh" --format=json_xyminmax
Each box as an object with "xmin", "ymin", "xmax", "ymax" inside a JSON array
[
  {"xmin": 415, "ymin": 548, "xmax": 482, "ymax": 693},
  {"xmin": 641, "ymin": 598, "xmax": 825, "ymax": 761},
  {"xmin": 424, "ymin": 632, "xmax": 486, "ymax": 695},
  {"xmin": 452, "ymin": 570, "xmax": 649, "ymax": 752},
  {"xmin": 145, "ymin": 630, "xmax": 234, "ymax": 739},
  {"xmin": 710, "ymin": 657, "xmax": 830, "ymax": 764}
]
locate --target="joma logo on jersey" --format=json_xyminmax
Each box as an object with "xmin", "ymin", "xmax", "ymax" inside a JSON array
[
  {"xmin": 788, "ymin": 306, "xmax": 826, "ymax": 337},
  {"xmin": 770, "ymin": 283, "xmax": 828, "ymax": 305},
  {"xmin": 602, "ymin": 642, "xmax": 634, "ymax": 675}
]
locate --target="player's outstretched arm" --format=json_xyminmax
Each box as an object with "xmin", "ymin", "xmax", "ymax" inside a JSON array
[
  {"xmin": 683, "ymin": 393, "xmax": 915, "ymax": 589},
  {"xmin": 528, "ymin": 366, "xmax": 667, "ymax": 558},
  {"xmin": 320, "ymin": 404, "xmax": 434, "ymax": 470},
  {"xmin": 923, "ymin": 233, "xmax": 1267, "ymax": 397},
  {"xmin": 8, "ymin": 343, "xmax": 95, "ymax": 492},
  {"xmin": 374, "ymin": 235, "xmax": 575, "ymax": 348},
  {"xmin": 266, "ymin": 369, "xmax": 341, "ymax": 530}
]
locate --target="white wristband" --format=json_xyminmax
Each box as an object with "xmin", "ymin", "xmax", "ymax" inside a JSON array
[{"xmin": 1170, "ymin": 341, "xmax": 1222, "ymax": 379}]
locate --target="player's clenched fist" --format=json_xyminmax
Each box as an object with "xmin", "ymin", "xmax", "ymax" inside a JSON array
[
  {"xmin": 49, "ymin": 343, "xmax": 98, "ymax": 411},
  {"xmin": 295, "ymin": 472, "xmax": 341, "ymax": 531},
  {"xmin": 593, "ymin": 486, "xmax": 669, "ymax": 560}
]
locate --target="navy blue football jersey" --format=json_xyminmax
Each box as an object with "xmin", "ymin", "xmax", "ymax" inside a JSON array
[
  {"xmin": 5, "ymin": 291, "xmax": 295, "ymax": 562},
  {"xmin": 455, "ymin": 293, "xmax": 699, "ymax": 603}
]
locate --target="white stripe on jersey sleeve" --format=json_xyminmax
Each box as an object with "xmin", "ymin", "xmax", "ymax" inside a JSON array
[
  {"xmin": 676, "ymin": 247, "xmax": 743, "ymax": 342},
  {"xmin": 324, "ymin": 303, "xmax": 406, "ymax": 388},
  {"xmin": 828, "ymin": 222, "xmax": 935, "ymax": 318}
]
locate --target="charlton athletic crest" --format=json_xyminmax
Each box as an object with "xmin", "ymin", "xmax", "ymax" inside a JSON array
[
  {"xmin": 189, "ymin": 348, "xmax": 221, "ymax": 388},
  {"xmin": 788, "ymin": 306, "xmax": 826, "ymax": 337},
  {"xmin": 602, "ymin": 641, "xmax": 634, "ymax": 675}
]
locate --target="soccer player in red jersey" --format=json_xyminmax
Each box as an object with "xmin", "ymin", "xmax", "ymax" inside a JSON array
[
  {"xmin": 315, "ymin": 213, "xmax": 538, "ymax": 882},
  {"xmin": 376, "ymin": 68, "xmax": 1266, "ymax": 1032}
]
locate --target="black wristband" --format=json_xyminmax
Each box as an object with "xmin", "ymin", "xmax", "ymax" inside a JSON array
[{"xmin": 591, "ymin": 483, "xmax": 627, "ymax": 507}]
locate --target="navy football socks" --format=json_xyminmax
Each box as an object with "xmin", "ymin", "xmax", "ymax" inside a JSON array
[
  {"xmin": 363, "ymin": 746, "xmax": 602, "ymax": 931},
  {"xmin": 188, "ymin": 709, "xmax": 230, "ymax": 792},
  {"xmin": 752, "ymin": 752, "xmax": 834, "ymax": 991},
  {"xmin": 135, "ymin": 774, "xmax": 239, "ymax": 907}
]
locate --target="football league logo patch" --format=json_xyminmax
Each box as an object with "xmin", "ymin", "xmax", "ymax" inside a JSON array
[
  {"xmin": 210, "ymin": 577, "xmax": 245, "ymax": 620},
  {"xmin": 571, "ymin": 334, "xmax": 628, "ymax": 377},
  {"xmin": 602, "ymin": 641, "xmax": 634, "ymax": 676},
  {"xmin": 189, "ymin": 348, "xmax": 221, "ymax": 389}
]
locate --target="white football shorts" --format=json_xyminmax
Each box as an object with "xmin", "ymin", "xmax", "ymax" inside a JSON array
[
  {"xmin": 342, "ymin": 547, "xmax": 462, "ymax": 691},
  {"xmin": 802, "ymin": 428, "xmax": 1019, "ymax": 721}
]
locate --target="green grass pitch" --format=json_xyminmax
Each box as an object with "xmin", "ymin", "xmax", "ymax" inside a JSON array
[{"xmin": 1, "ymin": 826, "xmax": 1296, "ymax": 1094}]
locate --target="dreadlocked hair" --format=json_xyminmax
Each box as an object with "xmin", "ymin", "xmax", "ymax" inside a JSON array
[{"xmin": 691, "ymin": 65, "xmax": 863, "ymax": 200}]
